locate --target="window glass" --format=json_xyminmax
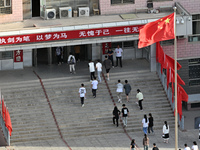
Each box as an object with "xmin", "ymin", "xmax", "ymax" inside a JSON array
[
  {"xmin": 124, "ymin": 41, "xmax": 134, "ymax": 47},
  {"xmin": 0, "ymin": 0, "xmax": 12, "ymax": 14},
  {"xmin": 189, "ymin": 58, "xmax": 200, "ymax": 86},
  {"xmin": 111, "ymin": 42, "xmax": 122, "ymax": 49},
  {"xmin": 160, "ymin": 39, "xmax": 174, "ymax": 46},
  {"xmin": 0, "ymin": 51, "xmax": 13, "ymax": 59}
]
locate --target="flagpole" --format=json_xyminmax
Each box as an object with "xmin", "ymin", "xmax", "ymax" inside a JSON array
[{"xmin": 174, "ymin": 7, "xmax": 178, "ymax": 150}]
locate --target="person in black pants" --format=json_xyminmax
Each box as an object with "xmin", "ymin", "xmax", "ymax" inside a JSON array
[
  {"xmin": 136, "ymin": 89, "xmax": 144, "ymax": 111},
  {"xmin": 148, "ymin": 113, "xmax": 154, "ymax": 134},
  {"xmin": 112, "ymin": 106, "xmax": 120, "ymax": 127},
  {"xmin": 107, "ymin": 48, "xmax": 114, "ymax": 67}
]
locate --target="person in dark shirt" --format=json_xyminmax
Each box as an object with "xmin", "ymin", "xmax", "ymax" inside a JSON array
[
  {"xmin": 112, "ymin": 106, "xmax": 120, "ymax": 127},
  {"xmin": 124, "ymin": 80, "xmax": 132, "ymax": 102},
  {"xmin": 103, "ymin": 55, "xmax": 112, "ymax": 81},
  {"xmin": 130, "ymin": 139, "xmax": 137, "ymax": 150},
  {"xmin": 148, "ymin": 113, "xmax": 154, "ymax": 134},
  {"xmin": 107, "ymin": 48, "xmax": 114, "ymax": 67},
  {"xmin": 152, "ymin": 143, "xmax": 159, "ymax": 150},
  {"xmin": 121, "ymin": 104, "xmax": 129, "ymax": 127}
]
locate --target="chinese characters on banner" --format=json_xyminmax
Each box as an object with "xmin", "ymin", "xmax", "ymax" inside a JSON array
[
  {"xmin": 102, "ymin": 42, "xmax": 111, "ymax": 54},
  {"xmin": 0, "ymin": 25, "xmax": 143, "ymax": 46},
  {"xmin": 14, "ymin": 50, "xmax": 23, "ymax": 62}
]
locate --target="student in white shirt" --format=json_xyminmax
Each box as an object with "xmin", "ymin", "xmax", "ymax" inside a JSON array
[
  {"xmin": 162, "ymin": 121, "xmax": 169, "ymax": 143},
  {"xmin": 67, "ymin": 52, "xmax": 76, "ymax": 74},
  {"xmin": 116, "ymin": 80, "xmax": 123, "ymax": 103},
  {"xmin": 184, "ymin": 144, "xmax": 191, "ymax": 150},
  {"xmin": 88, "ymin": 60, "xmax": 95, "ymax": 81},
  {"xmin": 79, "ymin": 84, "xmax": 86, "ymax": 107},
  {"xmin": 91, "ymin": 77, "xmax": 98, "ymax": 98},
  {"xmin": 114, "ymin": 45, "xmax": 123, "ymax": 67},
  {"xmin": 191, "ymin": 141, "xmax": 199, "ymax": 150},
  {"xmin": 142, "ymin": 114, "xmax": 149, "ymax": 135},
  {"xmin": 136, "ymin": 89, "xmax": 144, "ymax": 111},
  {"xmin": 96, "ymin": 60, "xmax": 102, "ymax": 83}
]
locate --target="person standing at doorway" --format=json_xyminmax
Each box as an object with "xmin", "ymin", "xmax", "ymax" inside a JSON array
[
  {"xmin": 121, "ymin": 104, "xmax": 129, "ymax": 127},
  {"xmin": 96, "ymin": 59, "xmax": 102, "ymax": 83},
  {"xmin": 88, "ymin": 60, "xmax": 95, "ymax": 82},
  {"xmin": 136, "ymin": 89, "xmax": 144, "ymax": 111},
  {"xmin": 61, "ymin": 47, "xmax": 64, "ymax": 64},
  {"xmin": 103, "ymin": 56, "xmax": 112, "ymax": 81},
  {"xmin": 74, "ymin": 45, "xmax": 80, "ymax": 62},
  {"xmin": 124, "ymin": 80, "xmax": 132, "ymax": 102},
  {"xmin": 91, "ymin": 77, "xmax": 98, "ymax": 98},
  {"xmin": 55, "ymin": 47, "xmax": 62, "ymax": 65},
  {"xmin": 79, "ymin": 84, "xmax": 86, "ymax": 107},
  {"xmin": 114, "ymin": 45, "xmax": 123, "ymax": 67},
  {"xmin": 67, "ymin": 52, "xmax": 76, "ymax": 74},
  {"xmin": 108, "ymin": 47, "xmax": 114, "ymax": 68}
]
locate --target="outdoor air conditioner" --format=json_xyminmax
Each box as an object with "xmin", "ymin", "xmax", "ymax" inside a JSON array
[
  {"xmin": 177, "ymin": 35, "xmax": 186, "ymax": 39},
  {"xmin": 46, "ymin": 8, "xmax": 56, "ymax": 20},
  {"xmin": 78, "ymin": 7, "xmax": 90, "ymax": 17},
  {"xmin": 59, "ymin": 7, "xmax": 72, "ymax": 18}
]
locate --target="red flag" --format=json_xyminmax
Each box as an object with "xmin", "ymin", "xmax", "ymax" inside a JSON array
[
  {"xmin": 138, "ymin": 13, "xmax": 175, "ymax": 48},
  {"xmin": 2, "ymin": 98, "xmax": 5, "ymax": 121},
  {"xmin": 171, "ymin": 68, "xmax": 185, "ymax": 85},
  {"xmin": 177, "ymin": 84, "xmax": 188, "ymax": 120},
  {"xmin": 5, "ymin": 108, "xmax": 12, "ymax": 136},
  {"xmin": 164, "ymin": 55, "xmax": 182, "ymax": 70}
]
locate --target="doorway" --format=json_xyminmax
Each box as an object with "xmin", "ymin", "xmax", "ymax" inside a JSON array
[{"xmin": 32, "ymin": 0, "xmax": 40, "ymax": 17}]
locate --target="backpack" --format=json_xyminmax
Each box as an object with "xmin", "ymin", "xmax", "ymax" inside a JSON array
[{"xmin": 69, "ymin": 56, "xmax": 75, "ymax": 64}]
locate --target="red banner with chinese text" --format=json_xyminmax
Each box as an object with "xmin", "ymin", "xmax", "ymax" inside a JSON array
[
  {"xmin": 0, "ymin": 25, "xmax": 143, "ymax": 46},
  {"xmin": 14, "ymin": 50, "xmax": 23, "ymax": 62}
]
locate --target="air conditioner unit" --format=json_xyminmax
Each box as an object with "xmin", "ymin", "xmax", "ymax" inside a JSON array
[
  {"xmin": 177, "ymin": 35, "xmax": 186, "ymax": 39},
  {"xmin": 59, "ymin": 7, "xmax": 72, "ymax": 19},
  {"xmin": 46, "ymin": 8, "xmax": 56, "ymax": 20},
  {"xmin": 78, "ymin": 7, "xmax": 90, "ymax": 17}
]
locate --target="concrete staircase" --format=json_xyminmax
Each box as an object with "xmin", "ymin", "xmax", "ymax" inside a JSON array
[{"xmin": 0, "ymin": 69, "xmax": 175, "ymax": 146}]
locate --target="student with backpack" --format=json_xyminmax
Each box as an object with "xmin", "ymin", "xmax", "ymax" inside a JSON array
[{"xmin": 68, "ymin": 52, "xmax": 76, "ymax": 74}]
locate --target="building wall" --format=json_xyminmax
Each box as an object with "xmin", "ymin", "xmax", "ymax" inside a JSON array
[
  {"xmin": 0, "ymin": 0, "xmax": 23, "ymax": 24},
  {"xmin": 99, "ymin": 0, "xmax": 200, "ymax": 15},
  {"xmin": 162, "ymin": 39, "xmax": 200, "ymax": 59}
]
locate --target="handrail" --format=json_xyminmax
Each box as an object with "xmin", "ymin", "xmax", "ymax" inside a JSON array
[
  {"xmin": 0, "ymin": 114, "xmax": 10, "ymax": 146},
  {"xmin": 156, "ymin": 62, "xmax": 185, "ymax": 130}
]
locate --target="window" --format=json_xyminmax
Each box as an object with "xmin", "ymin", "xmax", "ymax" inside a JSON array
[
  {"xmin": 192, "ymin": 14, "xmax": 200, "ymax": 34},
  {"xmin": 152, "ymin": 0, "xmax": 172, "ymax": 1},
  {"xmin": 124, "ymin": 41, "xmax": 134, "ymax": 48},
  {"xmin": 189, "ymin": 58, "xmax": 200, "ymax": 86},
  {"xmin": 0, "ymin": 51, "xmax": 13, "ymax": 60},
  {"xmin": 111, "ymin": 0, "xmax": 134, "ymax": 5},
  {"xmin": 0, "ymin": 0, "xmax": 12, "ymax": 14}
]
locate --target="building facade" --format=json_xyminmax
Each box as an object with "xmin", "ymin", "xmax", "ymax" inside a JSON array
[{"xmin": 0, "ymin": 0, "xmax": 200, "ymax": 109}]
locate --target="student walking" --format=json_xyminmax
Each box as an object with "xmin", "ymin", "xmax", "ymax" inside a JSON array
[
  {"xmin": 96, "ymin": 60, "xmax": 102, "ymax": 83},
  {"xmin": 148, "ymin": 113, "xmax": 154, "ymax": 134},
  {"xmin": 121, "ymin": 104, "xmax": 129, "ymax": 127},
  {"xmin": 130, "ymin": 139, "xmax": 137, "ymax": 150},
  {"xmin": 79, "ymin": 84, "xmax": 86, "ymax": 107},
  {"xmin": 184, "ymin": 144, "xmax": 191, "ymax": 150},
  {"xmin": 162, "ymin": 121, "xmax": 169, "ymax": 143},
  {"xmin": 116, "ymin": 80, "xmax": 123, "ymax": 103},
  {"xmin": 152, "ymin": 143, "xmax": 159, "ymax": 150},
  {"xmin": 136, "ymin": 89, "xmax": 144, "ymax": 111},
  {"xmin": 112, "ymin": 106, "xmax": 120, "ymax": 127},
  {"xmin": 88, "ymin": 60, "xmax": 95, "ymax": 81},
  {"xmin": 67, "ymin": 52, "xmax": 76, "ymax": 74},
  {"xmin": 142, "ymin": 114, "xmax": 149, "ymax": 135},
  {"xmin": 143, "ymin": 134, "xmax": 149, "ymax": 150},
  {"xmin": 91, "ymin": 77, "xmax": 98, "ymax": 98},
  {"xmin": 103, "ymin": 55, "xmax": 112, "ymax": 81},
  {"xmin": 191, "ymin": 141, "xmax": 199, "ymax": 150},
  {"xmin": 124, "ymin": 80, "xmax": 132, "ymax": 102}
]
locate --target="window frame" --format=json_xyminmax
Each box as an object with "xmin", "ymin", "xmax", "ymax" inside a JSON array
[{"xmin": 111, "ymin": 0, "xmax": 135, "ymax": 5}]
